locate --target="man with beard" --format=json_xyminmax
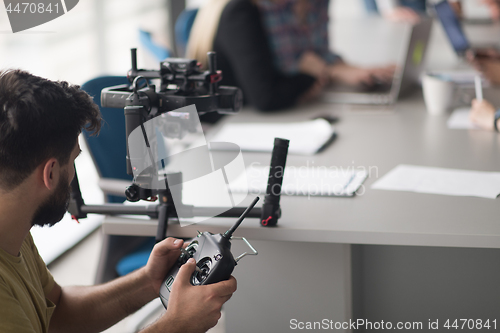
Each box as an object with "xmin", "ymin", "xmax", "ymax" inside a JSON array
[{"xmin": 0, "ymin": 69, "xmax": 237, "ymax": 333}]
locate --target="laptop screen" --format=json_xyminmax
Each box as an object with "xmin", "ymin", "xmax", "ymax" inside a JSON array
[{"xmin": 434, "ymin": 1, "xmax": 470, "ymax": 55}]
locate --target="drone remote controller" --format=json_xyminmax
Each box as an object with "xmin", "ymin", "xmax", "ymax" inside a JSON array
[{"xmin": 159, "ymin": 197, "xmax": 260, "ymax": 308}]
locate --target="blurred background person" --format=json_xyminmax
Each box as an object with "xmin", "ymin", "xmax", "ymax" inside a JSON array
[{"xmin": 187, "ymin": 0, "xmax": 394, "ymax": 113}]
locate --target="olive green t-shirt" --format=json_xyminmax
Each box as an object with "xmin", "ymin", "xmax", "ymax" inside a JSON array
[{"xmin": 0, "ymin": 232, "xmax": 55, "ymax": 333}]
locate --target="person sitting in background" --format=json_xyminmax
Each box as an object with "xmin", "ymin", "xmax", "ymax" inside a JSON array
[{"xmin": 187, "ymin": 0, "xmax": 394, "ymax": 112}]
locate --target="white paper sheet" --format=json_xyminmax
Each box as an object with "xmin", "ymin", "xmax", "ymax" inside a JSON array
[
  {"xmin": 371, "ymin": 165, "xmax": 500, "ymax": 199},
  {"xmin": 209, "ymin": 119, "xmax": 335, "ymax": 155},
  {"xmin": 447, "ymin": 107, "xmax": 481, "ymax": 130},
  {"xmin": 230, "ymin": 165, "xmax": 367, "ymax": 197}
]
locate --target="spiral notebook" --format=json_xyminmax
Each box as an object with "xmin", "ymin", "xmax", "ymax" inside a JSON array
[{"xmin": 229, "ymin": 165, "xmax": 368, "ymax": 197}]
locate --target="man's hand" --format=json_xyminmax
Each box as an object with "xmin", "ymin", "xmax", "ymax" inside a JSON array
[
  {"xmin": 162, "ymin": 258, "xmax": 237, "ymax": 333},
  {"xmin": 144, "ymin": 237, "xmax": 185, "ymax": 295},
  {"xmin": 329, "ymin": 62, "xmax": 395, "ymax": 87},
  {"xmin": 368, "ymin": 65, "xmax": 397, "ymax": 84},
  {"xmin": 470, "ymin": 98, "xmax": 496, "ymax": 130},
  {"xmin": 49, "ymin": 238, "xmax": 187, "ymax": 333}
]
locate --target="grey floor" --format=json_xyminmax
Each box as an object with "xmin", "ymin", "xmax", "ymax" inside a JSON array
[{"xmin": 47, "ymin": 227, "xmax": 225, "ymax": 333}]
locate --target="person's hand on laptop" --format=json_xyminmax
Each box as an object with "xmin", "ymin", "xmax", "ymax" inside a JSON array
[
  {"xmin": 368, "ymin": 64, "xmax": 397, "ymax": 84},
  {"xmin": 328, "ymin": 62, "xmax": 395, "ymax": 87},
  {"xmin": 467, "ymin": 48, "xmax": 500, "ymax": 85},
  {"xmin": 297, "ymin": 52, "xmax": 395, "ymax": 95}
]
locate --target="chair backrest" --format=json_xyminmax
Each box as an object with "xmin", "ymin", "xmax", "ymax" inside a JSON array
[
  {"xmin": 138, "ymin": 8, "xmax": 198, "ymax": 61},
  {"xmin": 174, "ymin": 8, "xmax": 198, "ymax": 57},
  {"xmin": 80, "ymin": 76, "xmax": 133, "ymax": 202},
  {"xmin": 139, "ymin": 29, "xmax": 171, "ymax": 61}
]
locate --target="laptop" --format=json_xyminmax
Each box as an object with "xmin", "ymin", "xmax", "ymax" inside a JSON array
[{"xmin": 323, "ymin": 17, "xmax": 433, "ymax": 105}]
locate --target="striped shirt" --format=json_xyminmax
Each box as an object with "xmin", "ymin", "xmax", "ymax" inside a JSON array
[{"xmin": 257, "ymin": 0, "xmax": 340, "ymax": 74}]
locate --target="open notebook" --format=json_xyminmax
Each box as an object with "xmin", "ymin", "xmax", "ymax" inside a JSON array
[
  {"xmin": 230, "ymin": 165, "xmax": 368, "ymax": 197},
  {"xmin": 209, "ymin": 118, "xmax": 336, "ymax": 155}
]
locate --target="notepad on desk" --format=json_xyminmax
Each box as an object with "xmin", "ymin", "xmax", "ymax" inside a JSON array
[
  {"xmin": 209, "ymin": 119, "xmax": 336, "ymax": 155},
  {"xmin": 230, "ymin": 165, "xmax": 368, "ymax": 197},
  {"xmin": 372, "ymin": 164, "xmax": 500, "ymax": 199},
  {"xmin": 447, "ymin": 107, "xmax": 481, "ymax": 130}
]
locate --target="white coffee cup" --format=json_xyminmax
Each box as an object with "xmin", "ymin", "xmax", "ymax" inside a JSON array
[{"xmin": 422, "ymin": 73, "xmax": 455, "ymax": 116}]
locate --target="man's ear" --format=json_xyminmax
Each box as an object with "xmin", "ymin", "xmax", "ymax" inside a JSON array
[{"xmin": 41, "ymin": 158, "xmax": 60, "ymax": 190}]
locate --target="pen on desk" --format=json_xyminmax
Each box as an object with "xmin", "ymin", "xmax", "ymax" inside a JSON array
[{"xmin": 475, "ymin": 75, "xmax": 483, "ymax": 102}]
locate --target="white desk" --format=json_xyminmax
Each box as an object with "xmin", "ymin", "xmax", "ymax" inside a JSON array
[
  {"xmin": 104, "ymin": 90, "xmax": 500, "ymax": 249},
  {"xmin": 97, "ymin": 18, "xmax": 500, "ymax": 333},
  {"xmin": 100, "ymin": 88, "xmax": 500, "ymax": 332}
]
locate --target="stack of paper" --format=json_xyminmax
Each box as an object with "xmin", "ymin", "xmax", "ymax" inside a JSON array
[
  {"xmin": 209, "ymin": 119, "xmax": 336, "ymax": 155},
  {"xmin": 372, "ymin": 164, "xmax": 500, "ymax": 199},
  {"xmin": 230, "ymin": 165, "xmax": 367, "ymax": 197}
]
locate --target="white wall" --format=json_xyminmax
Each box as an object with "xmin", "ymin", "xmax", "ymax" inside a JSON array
[{"xmin": 0, "ymin": 0, "xmax": 169, "ymax": 84}]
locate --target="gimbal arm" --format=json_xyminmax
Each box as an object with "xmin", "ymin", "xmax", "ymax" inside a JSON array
[{"xmin": 68, "ymin": 138, "xmax": 288, "ymax": 241}]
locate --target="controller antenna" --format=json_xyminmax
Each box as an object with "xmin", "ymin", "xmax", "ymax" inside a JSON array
[
  {"xmin": 131, "ymin": 48, "xmax": 138, "ymax": 72},
  {"xmin": 223, "ymin": 197, "xmax": 260, "ymax": 239}
]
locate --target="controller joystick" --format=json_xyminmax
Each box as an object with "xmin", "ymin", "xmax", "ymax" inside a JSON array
[{"xmin": 159, "ymin": 197, "xmax": 260, "ymax": 308}]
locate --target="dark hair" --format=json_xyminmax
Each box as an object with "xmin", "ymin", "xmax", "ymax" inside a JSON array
[{"xmin": 0, "ymin": 69, "xmax": 101, "ymax": 190}]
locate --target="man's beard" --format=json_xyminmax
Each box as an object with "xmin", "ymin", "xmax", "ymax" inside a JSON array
[{"xmin": 31, "ymin": 170, "xmax": 71, "ymax": 228}]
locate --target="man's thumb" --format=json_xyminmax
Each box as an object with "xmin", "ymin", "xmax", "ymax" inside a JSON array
[{"xmin": 175, "ymin": 258, "xmax": 196, "ymax": 286}]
